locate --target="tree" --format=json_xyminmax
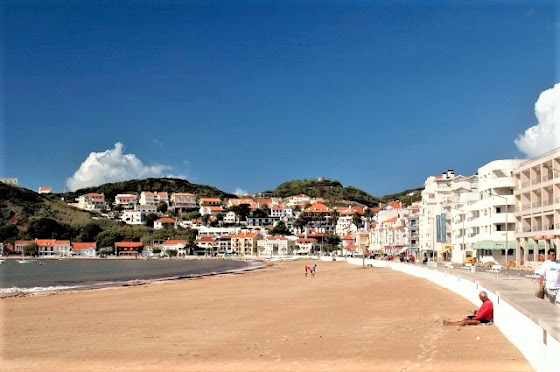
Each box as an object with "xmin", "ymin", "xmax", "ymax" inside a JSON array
[
  {"xmin": 27, "ymin": 217, "xmax": 68, "ymax": 239},
  {"xmin": 233, "ymin": 204, "xmax": 251, "ymax": 221},
  {"xmin": 96, "ymin": 230, "xmax": 123, "ymax": 250},
  {"xmin": 98, "ymin": 247, "xmax": 114, "ymax": 257},
  {"xmin": 271, "ymin": 221, "xmax": 290, "ymax": 236},
  {"xmin": 157, "ymin": 201, "xmax": 168, "ymax": 213},
  {"xmin": 145, "ymin": 213, "xmax": 159, "ymax": 227},
  {"xmin": 325, "ymin": 234, "xmax": 341, "ymax": 246},
  {"xmin": 23, "ymin": 243, "xmax": 38, "ymax": 256},
  {"xmin": 352, "ymin": 213, "xmax": 363, "ymax": 229},
  {"xmin": 186, "ymin": 211, "xmax": 201, "ymax": 220},
  {"xmin": 0, "ymin": 224, "xmax": 19, "ymax": 242},
  {"xmin": 202, "ymin": 214, "xmax": 211, "ymax": 225},
  {"xmin": 77, "ymin": 223, "xmax": 103, "ymax": 242}
]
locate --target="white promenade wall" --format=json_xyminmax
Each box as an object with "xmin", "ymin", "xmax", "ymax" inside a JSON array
[{"xmin": 344, "ymin": 259, "xmax": 560, "ymax": 372}]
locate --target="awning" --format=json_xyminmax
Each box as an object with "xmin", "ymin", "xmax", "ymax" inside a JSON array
[
  {"xmin": 439, "ymin": 247, "xmax": 451, "ymax": 254},
  {"xmin": 398, "ymin": 247, "xmax": 408, "ymax": 254}
]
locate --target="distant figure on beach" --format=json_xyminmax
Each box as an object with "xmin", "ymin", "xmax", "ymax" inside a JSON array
[
  {"xmin": 442, "ymin": 291, "xmax": 493, "ymax": 326},
  {"xmin": 538, "ymin": 249, "xmax": 560, "ymax": 306},
  {"xmin": 305, "ymin": 265, "xmax": 310, "ymax": 277},
  {"xmin": 422, "ymin": 255, "xmax": 428, "ymax": 264},
  {"xmin": 312, "ymin": 264, "xmax": 317, "ymax": 278}
]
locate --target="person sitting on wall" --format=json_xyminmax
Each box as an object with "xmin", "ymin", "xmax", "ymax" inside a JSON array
[{"xmin": 442, "ymin": 291, "xmax": 493, "ymax": 326}]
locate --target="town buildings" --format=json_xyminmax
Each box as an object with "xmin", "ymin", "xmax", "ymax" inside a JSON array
[
  {"xmin": 77, "ymin": 193, "xmax": 109, "ymax": 211},
  {"xmin": 513, "ymin": 148, "xmax": 560, "ymax": 267},
  {"xmin": 419, "ymin": 170, "xmax": 478, "ymax": 261}
]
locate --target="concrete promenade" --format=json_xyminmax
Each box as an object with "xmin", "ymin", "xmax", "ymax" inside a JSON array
[{"xmin": 341, "ymin": 257, "xmax": 560, "ymax": 372}]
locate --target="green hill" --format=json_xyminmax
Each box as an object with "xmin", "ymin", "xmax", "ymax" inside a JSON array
[
  {"xmin": 271, "ymin": 178, "xmax": 382, "ymax": 206},
  {"xmin": 58, "ymin": 177, "xmax": 237, "ymax": 203},
  {"xmin": 0, "ymin": 182, "xmax": 117, "ymax": 242},
  {"xmin": 379, "ymin": 187, "xmax": 423, "ymax": 204}
]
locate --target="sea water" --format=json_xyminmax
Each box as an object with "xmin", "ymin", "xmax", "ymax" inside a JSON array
[{"xmin": 0, "ymin": 259, "xmax": 260, "ymax": 293}]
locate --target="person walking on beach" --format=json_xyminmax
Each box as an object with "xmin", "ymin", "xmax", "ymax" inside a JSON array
[
  {"xmin": 538, "ymin": 249, "xmax": 560, "ymax": 306},
  {"xmin": 311, "ymin": 264, "xmax": 317, "ymax": 278},
  {"xmin": 442, "ymin": 291, "xmax": 493, "ymax": 326}
]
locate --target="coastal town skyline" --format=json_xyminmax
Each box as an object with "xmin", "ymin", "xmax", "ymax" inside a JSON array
[{"xmin": 2, "ymin": 0, "xmax": 559, "ymax": 195}]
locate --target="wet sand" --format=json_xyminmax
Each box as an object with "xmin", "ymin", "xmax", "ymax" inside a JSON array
[{"xmin": 0, "ymin": 260, "xmax": 532, "ymax": 371}]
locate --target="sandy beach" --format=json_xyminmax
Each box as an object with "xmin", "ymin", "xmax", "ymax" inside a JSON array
[{"xmin": 1, "ymin": 260, "xmax": 531, "ymax": 371}]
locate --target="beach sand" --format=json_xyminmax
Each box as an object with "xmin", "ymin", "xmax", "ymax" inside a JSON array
[{"xmin": 1, "ymin": 260, "xmax": 532, "ymax": 371}]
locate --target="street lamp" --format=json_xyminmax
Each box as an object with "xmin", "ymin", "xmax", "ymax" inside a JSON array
[{"xmin": 489, "ymin": 191, "xmax": 509, "ymax": 266}]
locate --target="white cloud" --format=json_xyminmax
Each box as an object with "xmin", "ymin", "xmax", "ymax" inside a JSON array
[
  {"xmin": 66, "ymin": 142, "xmax": 172, "ymax": 191},
  {"xmin": 514, "ymin": 83, "xmax": 560, "ymax": 158},
  {"xmin": 233, "ymin": 187, "xmax": 248, "ymax": 196}
]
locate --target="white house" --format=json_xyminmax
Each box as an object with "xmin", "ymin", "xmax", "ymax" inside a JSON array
[
  {"xmin": 114, "ymin": 194, "xmax": 138, "ymax": 209},
  {"xmin": 38, "ymin": 186, "xmax": 52, "ymax": 194},
  {"xmin": 154, "ymin": 217, "xmax": 178, "ymax": 230},
  {"xmin": 77, "ymin": 193, "xmax": 108, "ymax": 211},
  {"xmin": 72, "ymin": 242, "xmax": 97, "ymax": 257},
  {"xmin": 136, "ymin": 204, "xmax": 157, "ymax": 214},
  {"xmin": 224, "ymin": 211, "xmax": 238, "ymax": 224},
  {"xmin": 139, "ymin": 191, "xmax": 169, "ymax": 206},
  {"xmin": 200, "ymin": 205, "xmax": 224, "ymax": 216},
  {"xmin": 160, "ymin": 239, "xmax": 189, "ymax": 256},
  {"xmin": 36, "ymin": 239, "xmax": 71, "ymax": 257},
  {"xmin": 121, "ymin": 210, "xmax": 144, "ymax": 225},
  {"xmin": 294, "ymin": 238, "xmax": 319, "ymax": 254}
]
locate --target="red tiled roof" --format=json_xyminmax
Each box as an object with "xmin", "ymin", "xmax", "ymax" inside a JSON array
[
  {"xmin": 304, "ymin": 203, "xmax": 331, "ymax": 213},
  {"xmin": 383, "ymin": 217, "xmax": 398, "ymax": 223},
  {"xmin": 83, "ymin": 193, "xmax": 104, "ymax": 197},
  {"xmin": 345, "ymin": 243, "xmax": 357, "ymax": 249},
  {"xmin": 72, "ymin": 242, "xmax": 96, "ymax": 250},
  {"xmin": 15, "ymin": 240, "xmax": 34, "ymax": 245},
  {"xmin": 196, "ymin": 236, "xmax": 217, "ymax": 242},
  {"xmin": 200, "ymin": 197, "xmax": 221, "ymax": 202},
  {"xmin": 156, "ymin": 217, "xmax": 177, "ymax": 223},
  {"xmin": 163, "ymin": 239, "xmax": 189, "ymax": 245},
  {"xmin": 233, "ymin": 232, "xmax": 259, "ymax": 239},
  {"xmin": 342, "ymin": 234, "xmax": 354, "ymax": 240},
  {"xmin": 115, "ymin": 241, "xmax": 143, "ymax": 248},
  {"xmin": 296, "ymin": 238, "xmax": 317, "ymax": 243},
  {"xmin": 208, "ymin": 206, "xmax": 224, "ymax": 211}
]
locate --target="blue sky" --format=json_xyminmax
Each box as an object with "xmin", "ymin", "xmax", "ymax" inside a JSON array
[{"xmin": 1, "ymin": 0, "xmax": 558, "ymax": 196}]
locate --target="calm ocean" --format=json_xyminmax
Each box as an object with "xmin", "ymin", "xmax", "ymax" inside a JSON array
[{"xmin": 0, "ymin": 259, "xmax": 259, "ymax": 293}]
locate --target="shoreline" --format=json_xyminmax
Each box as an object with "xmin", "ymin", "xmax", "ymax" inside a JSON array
[{"xmin": 0, "ymin": 259, "xmax": 269, "ymax": 299}]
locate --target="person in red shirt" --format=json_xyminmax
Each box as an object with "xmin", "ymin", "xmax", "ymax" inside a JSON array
[{"xmin": 443, "ymin": 291, "xmax": 493, "ymax": 326}]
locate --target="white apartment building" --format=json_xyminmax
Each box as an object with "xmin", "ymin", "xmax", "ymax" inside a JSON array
[
  {"xmin": 224, "ymin": 211, "xmax": 238, "ymax": 224},
  {"xmin": 514, "ymin": 147, "xmax": 560, "ymax": 267},
  {"xmin": 114, "ymin": 194, "xmax": 138, "ymax": 209},
  {"xmin": 450, "ymin": 160, "xmax": 521, "ymax": 264},
  {"xmin": 139, "ymin": 191, "xmax": 169, "ymax": 206},
  {"xmin": 170, "ymin": 193, "xmax": 198, "ymax": 210},
  {"xmin": 270, "ymin": 205, "xmax": 294, "ymax": 219},
  {"xmin": 256, "ymin": 236, "xmax": 295, "ymax": 256},
  {"xmin": 38, "ymin": 187, "xmax": 52, "ymax": 194},
  {"xmin": 77, "ymin": 193, "xmax": 109, "ymax": 211},
  {"xmin": 419, "ymin": 170, "xmax": 478, "ymax": 261},
  {"xmin": 196, "ymin": 226, "xmax": 242, "ymax": 237}
]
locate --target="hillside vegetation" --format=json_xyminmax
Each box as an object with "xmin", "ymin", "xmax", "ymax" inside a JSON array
[
  {"xmin": 59, "ymin": 177, "xmax": 237, "ymax": 202},
  {"xmin": 0, "ymin": 183, "xmax": 119, "ymax": 241},
  {"xmin": 271, "ymin": 179, "xmax": 382, "ymax": 206},
  {"xmin": 379, "ymin": 187, "xmax": 423, "ymax": 204}
]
